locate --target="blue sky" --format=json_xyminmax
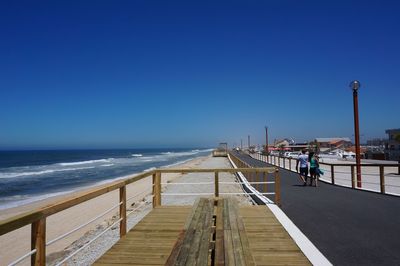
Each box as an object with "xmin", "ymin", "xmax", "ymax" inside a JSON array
[{"xmin": 0, "ymin": 1, "xmax": 399, "ymax": 149}]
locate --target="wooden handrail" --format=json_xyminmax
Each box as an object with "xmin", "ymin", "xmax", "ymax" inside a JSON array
[
  {"xmin": 1, "ymin": 165, "xmax": 278, "ymax": 266},
  {"xmin": 158, "ymin": 167, "xmax": 276, "ymax": 174},
  {"xmin": 0, "ymin": 170, "xmax": 155, "ymax": 236}
]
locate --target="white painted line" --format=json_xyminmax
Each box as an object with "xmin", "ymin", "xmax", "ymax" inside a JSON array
[{"xmin": 267, "ymin": 204, "xmax": 332, "ymax": 266}]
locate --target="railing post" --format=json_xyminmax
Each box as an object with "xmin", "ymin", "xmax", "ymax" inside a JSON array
[
  {"xmin": 351, "ymin": 165, "xmax": 355, "ymax": 189},
  {"xmin": 153, "ymin": 171, "xmax": 161, "ymax": 207},
  {"xmin": 255, "ymin": 170, "xmax": 259, "ymax": 191},
  {"xmin": 215, "ymin": 171, "xmax": 219, "ymax": 197},
  {"xmin": 263, "ymin": 171, "xmax": 267, "ymax": 193},
  {"xmin": 278, "ymin": 156, "xmax": 280, "ymax": 167},
  {"xmin": 31, "ymin": 218, "xmax": 46, "ymax": 266},
  {"xmin": 283, "ymin": 158, "xmax": 286, "ymax": 169},
  {"xmin": 274, "ymin": 169, "xmax": 281, "ymax": 207},
  {"xmin": 380, "ymin": 166, "xmax": 385, "ymax": 194},
  {"xmin": 331, "ymin": 165, "xmax": 335, "ymax": 185},
  {"xmin": 289, "ymin": 158, "xmax": 292, "ymax": 171},
  {"xmin": 398, "ymin": 161, "xmax": 400, "ymax": 175},
  {"xmin": 119, "ymin": 185, "xmax": 127, "ymax": 237}
]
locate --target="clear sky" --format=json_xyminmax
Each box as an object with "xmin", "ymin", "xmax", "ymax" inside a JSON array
[{"xmin": 1, "ymin": 1, "xmax": 399, "ymax": 149}]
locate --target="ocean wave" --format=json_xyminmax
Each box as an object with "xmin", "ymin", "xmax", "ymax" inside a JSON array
[
  {"xmin": 100, "ymin": 164, "xmax": 114, "ymax": 167},
  {"xmin": 59, "ymin": 159, "xmax": 110, "ymax": 166},
  {"xmin": 0, "ymin": 166, "xmax": 96, "ymax": 179},
  {"xmin": 0, "ymin": 190, "xmax": 76, "ymax": 210},
  {"xmin": 131, "ymin": 154, "xmax": 143, "ymax": 157}
]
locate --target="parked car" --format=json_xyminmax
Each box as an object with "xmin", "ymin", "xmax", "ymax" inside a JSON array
[{"xmin": 284, "ymin": 152, "xmax": 300, "ymax": 158}]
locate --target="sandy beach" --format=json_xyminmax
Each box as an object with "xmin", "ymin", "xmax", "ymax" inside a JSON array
[{"xmin": 0, "ymin": 154, "xmax": 249, "ymax": 265}]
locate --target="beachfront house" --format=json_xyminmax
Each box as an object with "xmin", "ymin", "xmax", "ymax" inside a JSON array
[
  {"xmin": 314, "ymin": 137, "xmax": 352, "ymax": 153},
  {"xmin": 385, "ymin": 128, "xmax": 400, "ymax": 161}
]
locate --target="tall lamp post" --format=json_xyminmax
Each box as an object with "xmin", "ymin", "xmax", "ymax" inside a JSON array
[
  {"xmin": 350, "ymin": 80, "xmax": 362, "ymax": 188},
  {"xmin": 265, "ymin": 126, "xmax": 269, "ymax": 154}
]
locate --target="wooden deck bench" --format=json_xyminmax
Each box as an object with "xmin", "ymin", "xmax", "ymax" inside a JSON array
[
  {"xmin": 95, "ymin": 198, "xmax": 310, "ymax": 265},
  {"xmin": 166, "ymin": 198, "xmax": 215, "ymax": 265},
  {"xmin": 166, "ymin": 197, "xmax": 255, "ymax": 266},
  {"xmin": 215, "ymin": 198, "xmax": 255, "ymax": 266}
]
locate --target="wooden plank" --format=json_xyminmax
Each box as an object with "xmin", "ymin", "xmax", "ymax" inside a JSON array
[
  {"xmin": 95, "ymin": 206, "xmax": 190, "ymax": 266},
  {"xmin": 166, "ymin": 198, "xmax": 206, "ymax": 265},
  {"xmin": 227, "ymin": 199, "xmax": 246, "ymax": 266},
  {"xmin": 31, "ymin": 218, "xmax": 46, "ymax": 266},
  {"xmin": 195, "ymin": 199, "xmax": 213, "ymax": 265},
  {"xmin": 119, "ymin": 186, "xmax": 127, "ymax": 237},
  {"xmin": 215, "ymin": 199, "xmax": 225, "ymax": 266}
]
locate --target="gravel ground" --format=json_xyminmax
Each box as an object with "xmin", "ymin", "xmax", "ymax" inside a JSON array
[{"xmin": 50, "ymin": 156, "xmax": 251, "ymax": 266}]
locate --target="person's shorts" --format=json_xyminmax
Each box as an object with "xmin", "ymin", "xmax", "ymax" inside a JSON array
[
  {"xmin": 310, "ymin": 167, "xmax": 317, "ymax": 176},
  {"xmin": 299, "ymin": 167, "xmax": 308, "ymax": 177}
]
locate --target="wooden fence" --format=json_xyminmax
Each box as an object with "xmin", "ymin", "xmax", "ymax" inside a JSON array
[
  {"xmin": 251, "ymin": 153, "xmax": 400, "ymax": 195},
  {"xmin": 0, "ymin": 166, "xmax": 277, "ymax": 266}
]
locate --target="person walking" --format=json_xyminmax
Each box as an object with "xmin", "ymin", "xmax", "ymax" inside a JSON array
[
  {"xmin": 309, "ymin": 152, "xmax": 319, "ymax": 186},
  {"xmin": 296, "ymin": 149, "xmax": 308, "ymax": 185}
]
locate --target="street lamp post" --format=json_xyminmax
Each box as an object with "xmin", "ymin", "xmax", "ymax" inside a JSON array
[
  {"xmin": 265, "ymin": 126, "xmax": 269, "ymax": 154},
  {"xmin": 350, "ymin": 80, "xmax": 362, "ymax": 188}
]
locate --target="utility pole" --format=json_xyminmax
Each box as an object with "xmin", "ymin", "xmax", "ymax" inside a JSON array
[
  {"xmin": 248, "ymin": 135, "xmax": 250, "ymax": 150},
  {"xmin": 350, "ymin": 80, "xmax": 362, "ymax": 188},
  {"xmin": 265, "ymin": 126, "xmax": 269, "ymax": 154}
]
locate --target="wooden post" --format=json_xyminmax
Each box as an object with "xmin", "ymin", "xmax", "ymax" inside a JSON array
[
  {"xmin": 255, "ymin": 170, "xmax": 259, "ymax": 191},
  {"xmin": 263, "ymin": 171, "xmax": 267, "ymax": 193},
  {"xmin": 31, "ymin": 218, "xmax": 46, "ymax": 266},
  {"xmin": 215, "ymin": 171, "xmax": 219, "ymax": 197},
  {"xmin": 331, "ymin": 165, "xmax": 335, "ymax": 185},
  {"xmin": 153, "ymin": 171, "xmax": 161, "ymax": 207},
  {"xmin": 119, "ymin": 186, "xmax": 127, "ymax": 237},
  {"xmin": 274, "ymin": 169, "xmax": 281, "ymax": 207},
  {"xmin": 398, "ymin": 162, "xmax": 400, "ymax": 175},
  {"xmin": 351, "ymin": 165, "xmax": 355, "ymax": 189},
  {"xmin": 380, "ymin": 166, "xmax": 385, "ymax": 194}
]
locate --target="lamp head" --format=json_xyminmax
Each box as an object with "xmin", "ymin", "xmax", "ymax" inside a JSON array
[{"xmin": 350, "ymin": 80, "xmax": 361, "ymax": 91}]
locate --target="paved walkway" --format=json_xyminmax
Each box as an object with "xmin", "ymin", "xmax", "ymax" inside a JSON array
[{"xmin": 233, "ymin": 151, "xmax": 400, "ymax": 266}]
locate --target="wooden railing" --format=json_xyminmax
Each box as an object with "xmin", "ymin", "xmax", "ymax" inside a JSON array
[
  {"xmin": 250, "ymin": 153, "xmax": 400, "ymax": 195},
  {"xmin": 0, "ymin": 166, "xmax": 277, "ymax": 266}
]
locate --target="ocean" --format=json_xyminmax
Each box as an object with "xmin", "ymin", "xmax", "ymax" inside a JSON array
[{"xmin": 0, "ymin": 148, "xmax": 212, "ymax": 210}]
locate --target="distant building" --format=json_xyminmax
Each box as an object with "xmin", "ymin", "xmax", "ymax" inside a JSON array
[
  {"xmin": 366, "ymin": 138, "xmax": 386, "ymax": 147},
  {"xmin": 314, "ymin": 137, "xmax": 352, "ymax": 152},
  {"xmin": 385, "ymin": 129, "xmax": 400, "ymax": 161},
  {"xmin": 274, "ymin": 139, "xmax": 290, "ymax": 147},
  {"xmin": 287, "ymin": 143, "xmax": 309, "ymax": 152}
]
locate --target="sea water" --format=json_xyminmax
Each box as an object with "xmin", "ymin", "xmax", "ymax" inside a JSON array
[{"xmin": 0, "ymin": 148, "xmax": 212, "ymax": 210}]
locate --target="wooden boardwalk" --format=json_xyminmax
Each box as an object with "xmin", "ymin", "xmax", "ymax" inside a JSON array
[{"xmin": 95, "ymin": 201, "xmax": 310, "ymax": 265}]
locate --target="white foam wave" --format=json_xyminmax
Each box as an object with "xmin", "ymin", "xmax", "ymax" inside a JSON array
[
  {"xmin": 131, "ymin": 154, "xmax": 143, "ymax": 157},
  {"xmin": 59, "ymin": 159, "xmax": 110, "ymax": 166},
  {"xmin": 100, "ymin": 164, "xmax": 114, "ymax": 167},
  {"xmin": 0, "ymin": 190, "xmax": 75, "ymax": 210},
  {"xmin": 0, "ymin": 166, "xmax": 96, "ymax": 179}
]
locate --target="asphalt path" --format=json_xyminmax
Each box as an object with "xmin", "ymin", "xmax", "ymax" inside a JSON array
[{"xmin": 233, "ymin": 151, "xmax": 400, "ymax": 266}]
